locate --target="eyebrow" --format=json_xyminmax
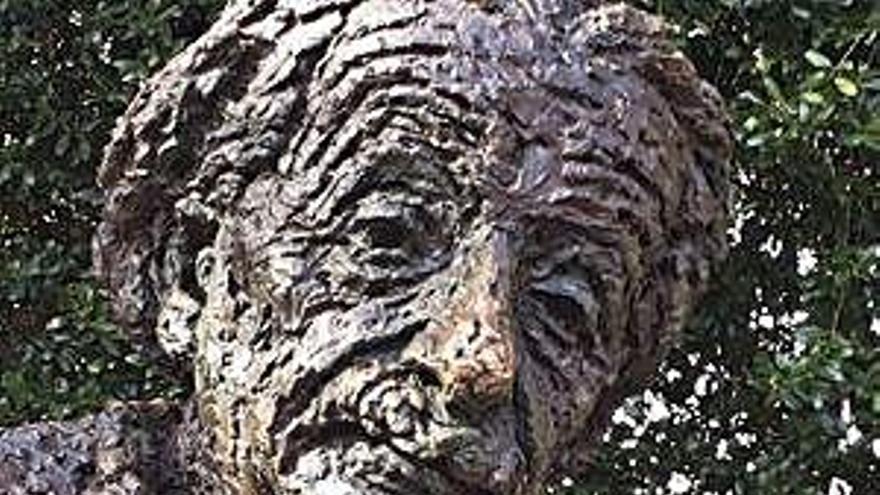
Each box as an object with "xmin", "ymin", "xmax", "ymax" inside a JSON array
[
  {"xmin": 294, "ymin": 83, "xmax": 479, "ymax": 172},
  {"xmin": 290, "ymin": 84, "xmax": 479, "ymax": 222},
  {"xmin": 321, "ymin": 142, "xmax": 462, "ymax": 220}
]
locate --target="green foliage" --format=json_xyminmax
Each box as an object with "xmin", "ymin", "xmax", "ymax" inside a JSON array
[
  {"xmin": 0, "ymin": 283, "xmax": 188, "ymax": 424},
  {"xmin": 1, "ymin": 0, "xmax": 878, "ymax": 493},
  {"xmin": 0, "ymin": 0, "xmax": 225, "ymax": 425},
  {"xmin": 567, "ymin": 0, "xmax": 880, "ymax": 493}
]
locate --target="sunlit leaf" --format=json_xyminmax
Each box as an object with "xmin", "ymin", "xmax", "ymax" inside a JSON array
[
  {"xmin": 743, "ymin": 115, "xmax": 761, "ymax": 131},
  {"xmin": 834, "ymin": 77, "xmax": 859, "ymax": 97},
  {"xmin": 801, "ymin": 91, "xmax": 825, "ymax": 105},
  {"xmin": 804, "ymin": 50, "xmax": 833, "ymax": 68}
]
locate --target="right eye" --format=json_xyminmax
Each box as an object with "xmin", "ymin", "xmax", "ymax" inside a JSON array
[
  {"xmin": 350, "ymin": 210, "xmax": 427, "ymax": 272},
  {"xmin": 346, "ymin": 199, "xmax": 454, "ymax": 277}
]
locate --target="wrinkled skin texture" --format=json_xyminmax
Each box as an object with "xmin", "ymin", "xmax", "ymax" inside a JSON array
[{"xmin": 0, "ymin": 1, "xmax": 730, "ymax": 494}]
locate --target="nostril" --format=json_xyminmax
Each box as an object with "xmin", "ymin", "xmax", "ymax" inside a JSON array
[
  {"xmin": 468, "ymin": 319, "xmax": 482, "ymax": 344},
  {"xmin": 446, "ymin": 391, "xmax": 477, "ymax": 423},
  {"xmin": 408, "ymin": 362, "xmax": 442, "ymax": 388}
]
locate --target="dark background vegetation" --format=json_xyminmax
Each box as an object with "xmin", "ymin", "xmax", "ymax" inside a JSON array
[{"xmin": 1, "ymin": 0, "xmax": 877, "ymax": 493}]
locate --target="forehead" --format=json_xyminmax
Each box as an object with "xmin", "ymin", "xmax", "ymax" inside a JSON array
[
  {"xmin": 259, "ymin": 1, "xmax": 686, "ymax": 206},
  {"xmin": 228, "ymin": 0, "xmax": 695, "ymax": 263}
]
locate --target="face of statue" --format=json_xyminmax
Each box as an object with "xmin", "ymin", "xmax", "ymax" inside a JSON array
[
  {"xmin": 96, "ymin": 2, "xmax": 729, "ymax": 494},
  {"xmin": 196, "ymin": 39, "xmax": 701, "ymax": 495}
]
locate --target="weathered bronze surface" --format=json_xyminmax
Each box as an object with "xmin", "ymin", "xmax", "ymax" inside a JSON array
[{"xmin": 0, "ymin": 1, "xmax": 731, "ymax": 493}]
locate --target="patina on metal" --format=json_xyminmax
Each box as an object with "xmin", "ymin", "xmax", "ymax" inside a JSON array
[{"xmin": 1, "ymin": 1, "xmax": 731, "ymax": 494}]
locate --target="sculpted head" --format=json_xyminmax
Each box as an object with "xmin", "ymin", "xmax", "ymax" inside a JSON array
[{"xmin": 95, "ymin": 1, "xmax": 730, "ymax": 493}]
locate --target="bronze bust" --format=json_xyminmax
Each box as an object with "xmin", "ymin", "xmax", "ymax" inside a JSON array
[{"xmin": 1, "ymin": 1, "xmax": 730, "ymax": 494}]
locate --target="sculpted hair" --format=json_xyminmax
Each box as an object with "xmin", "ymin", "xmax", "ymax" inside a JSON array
[
  {"xmin": 94, "ymin": 1, "xmax": 732, "ymax": 491},
  {"xmin": 94, "ymin": 0, "xmax": 729, "ymax": 362}
]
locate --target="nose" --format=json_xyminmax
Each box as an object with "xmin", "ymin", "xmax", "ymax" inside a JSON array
[{"xmin": 406, "ymin": 226, "xmax": 518, "ymax": 413}]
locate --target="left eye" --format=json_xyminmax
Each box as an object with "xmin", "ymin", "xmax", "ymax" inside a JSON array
[{"xmin": 361, "ymin": 217, "xmax": 412, "ymax": 250}]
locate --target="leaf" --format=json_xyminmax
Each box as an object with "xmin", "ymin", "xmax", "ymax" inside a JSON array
[
  {"xmin": 847, "ymin": 116, "xmax": 880, "ymax": 150},
  {"xmin": 833, "ymin": 77, "xmax": 859, "ymax": 97},
  {"xmin": 804, "ymin": 50, "xmax": 832, "ymax": 68},
  {"xmin": 763, "ymin": 76, "xmax": 785, "ymax": 104},
  {"xmin": 862, "ymin": 78, "xmax": 880, "ymax": 92},
  {"xmin": 754, "ymin": 48, "xmax": 771, "ymax": 73},
  {"xmin": 53, "ymin": 133, "xmax": 70, "ymax": 157},
  {"xmin": 746, "ymin": 133, "xmax": 769, "ymax": 147},
  {"xmin": 801, "ymin": 91, "xmax": 824, "ymax": 105},
  {"xmin": 743, "ymin": 116, "xmax": 761, "ymax": 132}
]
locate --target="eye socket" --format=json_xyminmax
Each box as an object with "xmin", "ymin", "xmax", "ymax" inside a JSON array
[
  {"xmin": 362, "ymin": 217, "xmax": 411, "ymax": 250},
  {"xmin": 350, "ymin": 208, "xmax": 434, "ymax": 267},
  {"xmin": 348, "ymin": 199, "xmax": 454, "ymax": 276},
  {"xmin": 352, "ymin": 212, "xmax": 422, "ymax": 253},
  {"xmin": 530, "ymin": 289, "xmax": 587, "ymax": 335}
]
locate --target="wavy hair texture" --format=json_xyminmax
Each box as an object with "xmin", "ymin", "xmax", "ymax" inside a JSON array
[
  {"xmin": 96, "ymin": 0, "xmax": 728, "ymax": 359},
  {"xmin": 94, "ymin": 1, "xmax": 730, "ymax": 492}
]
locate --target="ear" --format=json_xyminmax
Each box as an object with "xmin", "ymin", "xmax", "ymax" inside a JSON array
[
  {"xmin": 93, "ymin": 0, "xmax": 328, "ymax": 359},
  {"xmin": 155, "ymin": 287, "xmax": 201, "ymax": 359}
]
